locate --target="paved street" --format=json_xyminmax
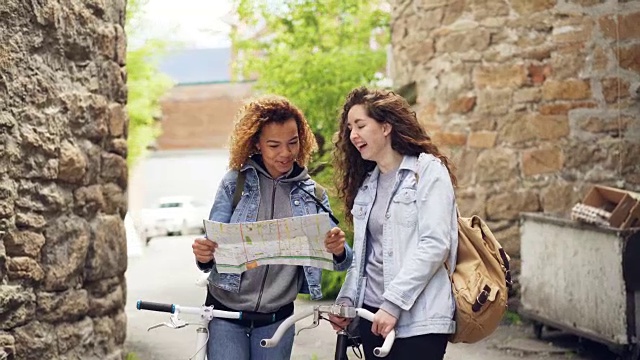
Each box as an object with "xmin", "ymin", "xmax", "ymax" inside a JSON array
[
  {"xmin": 124, "ymin": 234, "xmax": 618, "ymax": 360},
  {"xmin": 124, "ymin": 150, "xmax": 620, "ymax": 360}
]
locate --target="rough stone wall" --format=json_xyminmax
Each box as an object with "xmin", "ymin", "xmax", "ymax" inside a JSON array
[
  {"xmin": 391, "ymin": 0, "xmax": 640, "ymax": 295},
  {"xmin": 0, "ymin": 1, "xmax": 128, "ymax": 359},
  {"xmin": 157, "ymin": 82, "xmax": 253, "ymax": 150}
]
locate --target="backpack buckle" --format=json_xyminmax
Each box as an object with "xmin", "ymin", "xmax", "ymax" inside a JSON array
[
  {"xmin": 472, "ymin": 286, "xmax": 491, "ymax": 312},
  {"xmin": 505, "ymin": 269, "xmax": 513, "ymax": 289}
]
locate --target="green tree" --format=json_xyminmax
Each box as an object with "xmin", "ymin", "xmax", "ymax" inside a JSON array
[
  {"xmin": 232, "ymin": 0, "xmax": 390, "ymax": 298},
  {"xmin": 125, "ymin": 0, "xmax": 173, "ymax": 167}
]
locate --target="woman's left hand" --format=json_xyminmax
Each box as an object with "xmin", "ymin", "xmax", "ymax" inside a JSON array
[
  {"xmin": 324, "ymin": 227, "xmax": 345, "ymax": 256},
  {"xmin": 372, "ymin": 309, "xmax": 397, "ymax": 338}
]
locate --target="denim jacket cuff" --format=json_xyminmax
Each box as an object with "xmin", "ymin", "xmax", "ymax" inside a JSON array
[
  {"xmin": 380, "ymin": 300, "xmax": 402, "ymax": 320},
  {"xmin": 197, "ymin": 260, "xmax": 214, "ymax": 272},
  {"xmin": 335, "ymin": 297, "xmax": 354, "ymax": 307},
  {"xmin": 333, "ymin": 245, "xmax": 352, "ymax": 271}
]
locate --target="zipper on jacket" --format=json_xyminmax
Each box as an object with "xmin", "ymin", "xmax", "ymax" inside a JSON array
[
  {"xmin": 254, "ymin": 178, "xmax": 279, "ymax": 312},
  {"xmin": 254, "ymin": 265, "xmax": 270, "ymax": 312}
]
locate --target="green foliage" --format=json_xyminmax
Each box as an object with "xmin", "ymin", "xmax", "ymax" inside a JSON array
[
  {"xmin": 232, "ymin": 0, "xmax": 389, "ymax": 153},
  {"xmin": 232, "ymin": 0, "xmax": 389, "ymax": 298},
  {"xmin": 126, "ymin": 353, "xmax": 140, "ymax": 360},
  {"xmin": 503, "ymin": 310, "xmax": 522, "ymax": 325},
  {"xmin": 125, "ymin": 0, "xmax": 173, "ymax": 167},
  {"xmin": 313, "ymin": 162, "xmax": 353, "ymax": 299}
]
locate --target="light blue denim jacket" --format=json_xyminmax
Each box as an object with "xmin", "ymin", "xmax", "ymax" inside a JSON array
[
  {"xmin": 203, "ymin": 163, "xmax": 352, "ymax": 300},
  {"xmin": 337, "ymin": 153, "xmax": 458, "ymax": 338}
]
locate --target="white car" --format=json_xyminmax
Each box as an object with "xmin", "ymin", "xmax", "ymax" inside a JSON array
[{"xmin": 143, "ymin": 196, "xmax": 207, "ymax": 244}]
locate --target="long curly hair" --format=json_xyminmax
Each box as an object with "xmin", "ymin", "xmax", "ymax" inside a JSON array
[
  {"xmin": 334, "ymin": 87, "xmax": 457, "ymax": 224},
  {"xmin": 228, "ymin": 95, "xmax": 317, "ymax": 170}
]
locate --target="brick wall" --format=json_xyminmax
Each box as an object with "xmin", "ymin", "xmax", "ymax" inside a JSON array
[{"xmin": 156, "ymin": 82, "xmax": 254, "ymax": 150}]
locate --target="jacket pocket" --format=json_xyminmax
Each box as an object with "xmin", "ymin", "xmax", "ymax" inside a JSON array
[
  {"xmin": 303, "ymin": 196, "xmax": 319, "ymax": 215},
  {"xmin": 391, "ymin": 188, "xmax": 418, "ymax": 227},
  {"xmin": 351, "ymin": 204, "xmax": 368, "ymax": 220}
]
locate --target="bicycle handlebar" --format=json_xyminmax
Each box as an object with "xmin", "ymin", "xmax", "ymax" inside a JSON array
[
  {"xmin": 137, "ymin": 301, "xmax": 175, "ymax": 313},
  {"xmin": 136, "ymin": 300, "xmax": 286, "ymax": 321},
  {"xmin": 260, "ymin": 306, "xmax": 396, "ymax": 357}
]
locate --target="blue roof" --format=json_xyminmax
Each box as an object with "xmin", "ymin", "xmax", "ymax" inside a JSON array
[{"xmin": 158, "ymin": 47, "xmax": 232, "ymax": 85}]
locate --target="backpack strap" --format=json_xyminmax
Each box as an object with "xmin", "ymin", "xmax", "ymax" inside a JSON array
[
  {"xmin": 294, "ymin": 182, "xmax": 339, "ymax": 225},
  {"xmin": 232, "ymin": 170, "xmax": 246, "ymax": 212}
]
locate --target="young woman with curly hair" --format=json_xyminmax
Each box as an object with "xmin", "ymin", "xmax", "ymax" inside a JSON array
[
  {"xmin": 329, "ymin": 87, "xmax": 458, "ymax": 360},
  {"xmin": 191, "ymin": 95, "xmax": 352, "ymax": 360}
]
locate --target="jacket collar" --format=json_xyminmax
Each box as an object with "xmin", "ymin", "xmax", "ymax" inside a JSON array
[
  {"xmin": 364, "ymin": 154, "xmax": 419, "ymax": 186},
  {"xmin": 239, "ymin": 154, "xmax": 308, "ymax": 182}
]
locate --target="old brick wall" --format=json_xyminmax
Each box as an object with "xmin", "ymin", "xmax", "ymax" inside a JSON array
[
  {"xmin": 0, "ymin": 1, "xmax": 128, "ymax": 359},
  {"xmin": 391, "ymin": 0, "xmax": 640, "ymax": 295},
  {"xmin": 156, "ymin": 82, "xmax": 254, "ymax": 150}
]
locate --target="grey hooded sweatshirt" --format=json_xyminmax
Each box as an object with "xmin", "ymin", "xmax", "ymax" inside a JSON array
[{"xmin": 209, "ymin": 156, "xmax": 311, "ymax": 313}]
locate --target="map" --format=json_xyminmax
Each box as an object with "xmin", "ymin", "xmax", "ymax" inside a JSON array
[{"xmin": 203, "ymin": 213, "xmax": 334, "ymax": 273}]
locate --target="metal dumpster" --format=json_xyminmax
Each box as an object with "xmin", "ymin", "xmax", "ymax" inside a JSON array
[{"xmin": 520, "ymin": 213, "xmax": 640, "ymax": 359}]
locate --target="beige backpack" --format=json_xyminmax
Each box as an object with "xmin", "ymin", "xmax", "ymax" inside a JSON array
[
  {"xmin": 448, "ymin": 215, "xmax": 512, "ymax": 343},
  {"xmin": 414, "ymin": 155, "xmax": 511, "ymax": 343}
]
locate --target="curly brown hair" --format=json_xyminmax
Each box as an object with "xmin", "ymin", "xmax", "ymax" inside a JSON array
[
  {"xmin": 228, "ymin": 95, "xmax": 317, "ymax": 170},
  {"xmin": 334, "ymin": 87, "xmax": 457, "ymax": 224}
]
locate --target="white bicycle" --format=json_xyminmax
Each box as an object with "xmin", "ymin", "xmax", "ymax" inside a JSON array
[
  {"xmin": 261, "ymin": 304, "xmax": 396, "ymax": 359},
  {"xmin": 136, "ymin": 299, "xmax": 278, "ymax": 360}
]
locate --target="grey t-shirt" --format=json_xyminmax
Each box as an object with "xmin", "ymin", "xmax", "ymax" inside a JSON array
[{"xmin": 363, "ymin": 167, "xmax": 398, "ymax": 308}]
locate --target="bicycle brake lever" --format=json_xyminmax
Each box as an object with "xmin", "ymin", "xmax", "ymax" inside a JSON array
[
  {"xmin": 296, "ymin": 319, "xmax": 320, "ymax": 335},
  {"xmin": 147, "ymin": 322, "xmax": 172, "ymax": 331},
  {"xmin": 147, "ymin": 319, "xmax": 189, "ymax": 331},
  {"xmin": 296, "ymin": 309, "xmax": 321, "ymax": 335},
  {"xmin": 168, "ymin": 313, "xmax": 189, "ymax": 328}
]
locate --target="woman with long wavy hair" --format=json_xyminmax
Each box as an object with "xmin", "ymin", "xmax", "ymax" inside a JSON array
[{"xmin": 330, "ymin": 87, "xmax": 458, "ymax": 359}]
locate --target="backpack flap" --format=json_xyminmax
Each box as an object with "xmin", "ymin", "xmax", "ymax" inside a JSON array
[{"xmin": 449, "ymin": 215, "xmax": 509, "ymax": 344}]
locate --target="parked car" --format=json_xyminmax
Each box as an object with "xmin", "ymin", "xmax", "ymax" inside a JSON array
[
  {"xmin": 143, "ymin": 196, "xmax": 207, "ymax": 244},
  {"xmin": 124, "ymin": 212, "xmax": 144, "ymax": 257}
]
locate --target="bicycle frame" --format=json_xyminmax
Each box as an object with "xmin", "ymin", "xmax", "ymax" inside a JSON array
[
  {"xmin": 260, "ymin": 304, "xmax": 396, "ymax": 358},
  {"xmin": 136, "ymin": 300, "xmax": 243, "ymax": 360}
]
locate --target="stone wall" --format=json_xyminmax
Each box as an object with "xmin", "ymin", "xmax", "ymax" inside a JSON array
[
  {"xmin": 0, "ymin": 1, "xmax": 128, "ymax": 359},
  {"xmin": 156, "ymin": 82, "xmax": 254, "ymax": 150},
  {"xmin": 391, "ymin": 0, "xmax": 640, "ymax": 296}
]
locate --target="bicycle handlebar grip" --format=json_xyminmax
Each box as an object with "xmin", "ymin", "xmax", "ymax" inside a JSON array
[
  {"xmin": 260, "ymin": 338, "xmax": 275, "ymax": 348},
  {"xmin": 136, "ymin": 300, "xmax": 175, "ymax": 313},
  {"xmin": 260, "ymin": 308, "xmax": 315, "ymax": 348},
  {"xmin": 356, "ymin": 308, "xmax": 395, "ymax": 357}
]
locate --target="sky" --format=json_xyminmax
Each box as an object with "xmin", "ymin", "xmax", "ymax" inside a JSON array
[{"xmin": 130, "ymin": 0, "xmax": 234, "ymax": 49}]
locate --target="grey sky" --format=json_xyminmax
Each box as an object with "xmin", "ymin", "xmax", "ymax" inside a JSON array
[{"xmin": 130, "ymin": 0, "xmax": 233, "ymax": 49}]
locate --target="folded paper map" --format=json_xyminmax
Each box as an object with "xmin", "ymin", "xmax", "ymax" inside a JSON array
[{"xmin": 203, "ymin": 213, "xmax": 333, "ymax": 273}]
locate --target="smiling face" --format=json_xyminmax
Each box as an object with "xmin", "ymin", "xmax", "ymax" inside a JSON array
[
  {"xmin": 256, "ymin": 118, "xmax": 300, "ymax": 178},
  {"xmin": 346, "ymin": 104, "xmax": 392, "ymax": 163}
]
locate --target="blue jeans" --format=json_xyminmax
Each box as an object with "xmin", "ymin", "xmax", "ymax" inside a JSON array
[{"xmin": 207, "ymin": 317, "xmax": 295, "ymax": 360}]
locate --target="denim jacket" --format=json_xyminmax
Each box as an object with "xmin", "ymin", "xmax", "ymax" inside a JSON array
[
  {"xmin": 203, "ymin": 163, "xmax": 352, "ymax": 300},
  {"xmin": 337, "ymin": 153, "xmax": 458, "ymax": 337}
]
